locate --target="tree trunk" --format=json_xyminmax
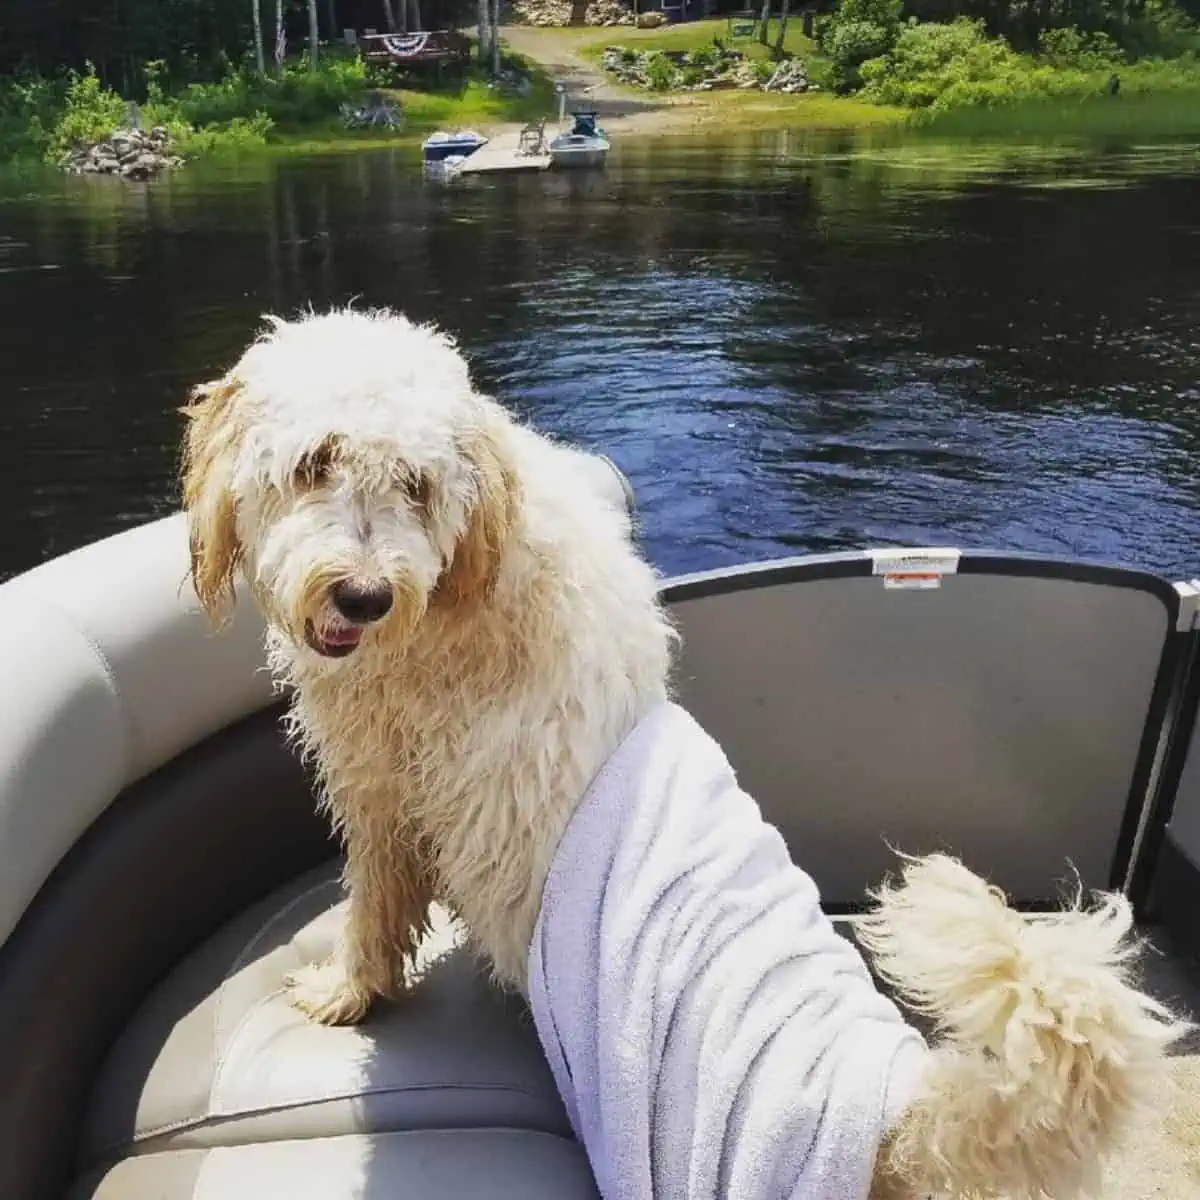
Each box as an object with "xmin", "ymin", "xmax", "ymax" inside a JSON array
[
  {"xmin": 408, "ymin": 0, "xmax": 422, "ymax": 32},
  {"xmin": 308, "ymin": 0, "xmax": 320, "ymax": 66},
  {"xmin": 251, "ymin": 0, "xmax": 265, "ymax": 71},
  {"xmin": 490, "ymin": 0, "xmax": 501, "ymax": 75},
  {"xmin": 326, "ymin": 0, "xmax": 337, "ymax": 40},
  {"xmin": 381, "ymin": 0, "xmax": 397, "ymax": 32},
  {"xmin": 478, "ymin": 0, "xmax": 491, "ymax": 64},
  {"xmin": 758, "ymin": 0, "xmax": 771, "ymax": 45},
  {"xmin": 774, "ymin": 0, "xmax": 789, "ymax": 55},
  {"xmin": 274, "ymin": 0, "xmax": 284, "ymax": 71}
]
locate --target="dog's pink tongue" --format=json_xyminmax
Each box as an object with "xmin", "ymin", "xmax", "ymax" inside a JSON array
[{"xmin": 323, "ymin": 623, "xmax": 362, "ymax": 647}]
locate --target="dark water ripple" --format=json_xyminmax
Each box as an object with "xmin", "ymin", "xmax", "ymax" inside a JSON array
[{"xmin": 0, "ymin": 132, "xmax": 1198, "ymax": 582}]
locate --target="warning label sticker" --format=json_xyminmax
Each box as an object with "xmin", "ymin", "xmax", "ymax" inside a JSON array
[{"xmin": 870, "ymin": 548, "xmax": 961, "ymax": 590}]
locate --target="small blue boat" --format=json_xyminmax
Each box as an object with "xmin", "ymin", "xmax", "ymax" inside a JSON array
[{"xmin": 421, "ymin": 129, "xmax": 488, "ymax": 163}]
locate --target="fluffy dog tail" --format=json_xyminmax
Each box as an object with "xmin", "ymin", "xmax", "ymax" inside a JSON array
[{"xmin": 856, "ymin": 853, "xmax": 1189, "ymax": 1200}]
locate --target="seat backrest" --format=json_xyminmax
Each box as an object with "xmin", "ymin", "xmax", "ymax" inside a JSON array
[
  {"xmin": 0, "ymin": 514, "xmax": 275, "ymax": 952},
  {"xmin": 663, "ymin": 550, "xmax": 1188, "ymax": 907}
]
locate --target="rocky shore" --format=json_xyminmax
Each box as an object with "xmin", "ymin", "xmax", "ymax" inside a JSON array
[{"xmin": 60, "ymin": 126, "xmax": 182, "ymax": 179}]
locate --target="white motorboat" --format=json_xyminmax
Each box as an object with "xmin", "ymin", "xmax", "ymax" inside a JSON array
[{"xmin": 548, "ymin": 111, "xmax": 610, "ymax": 170}]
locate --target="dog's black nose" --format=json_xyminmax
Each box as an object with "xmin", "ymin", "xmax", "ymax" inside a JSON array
[{"xmin": 331, "ymin": 579, "xmax": 394, "ymax": 624}]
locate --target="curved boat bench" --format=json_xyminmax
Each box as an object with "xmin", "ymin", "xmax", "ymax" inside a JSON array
[{"xmin": 1, "ymin": 459, "xmax": 1198, "ymax": 1199}]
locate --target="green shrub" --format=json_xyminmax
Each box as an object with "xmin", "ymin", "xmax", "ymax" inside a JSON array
[
  {"xmin": 0, "ymin": 71, "xmax": 63, "ymax": 159},
  {"xmin": 46, "ymin": 65, "xmax": 127, "ymax": 161},
  {"xmin": 825, "ymin": 19, "xmax": 900, "ymax": 90},
  {"xmin": 818, "ymin": 0, "xmax": 904, "ymax": 91},
  {"xmin": 752, "ymin": 57, "xmax": 777, "ymax": 83},
  {"xmin": 856, "ymin": 15, "xmax": 1200, "ymax": 113},
  {"xmin": 172, "ymin": 56, "xmax": 368, "ymax": 129},
  {"xmin": 1112, "ymin": 0, "xmax": 1200, "ymax": 59},
  {"xmin": 645, "ymin": 53, "xmax": 677, "ymax": 90},
  {"xmin": 176, "ymin": 111, "xmax": 275, "ymax": 154},
  {"xmin": 1038, "ymin": 27, "xmax": 1125, "ymax": 69}
]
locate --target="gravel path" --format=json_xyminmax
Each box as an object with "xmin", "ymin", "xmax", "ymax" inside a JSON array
[{"xmin": 498, "ymin": 25, "xmax": 704, "ymax": 133}]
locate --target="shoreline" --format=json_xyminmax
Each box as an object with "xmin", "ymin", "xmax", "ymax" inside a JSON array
[{"xmin": 6, "ymin": 19, "xmax": 1200, "ymax": 172}]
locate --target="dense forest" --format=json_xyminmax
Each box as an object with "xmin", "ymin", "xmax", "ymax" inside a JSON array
[
  {"xmin": 4, "ymin": 0, "xmax": 1198, "ymax": 91},
  {"xmin": 1, "ymin": 0, "xmax": 471, "ymax": 90}
]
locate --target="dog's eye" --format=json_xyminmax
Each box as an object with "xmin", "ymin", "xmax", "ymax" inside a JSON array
[{"xmin": 294, "ymin": 441, "xmax": 337, "ymax": 489}]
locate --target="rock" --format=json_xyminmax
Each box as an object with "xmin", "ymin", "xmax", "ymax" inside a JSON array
[
  {"xmin": 601, "ymin": 42, "xmax": 812, "ymax": 94},
  {"xmin": 511, "ymin": 0, "xmax": 633, "ymax": 25},
  {"xmin": 635, "ymin": 9, "xmax": 665, "ymax": 26},
  {"xmin": 58, "ymin": 126, "xmax": 181, "ymax": 179},
  {"xmin": 762, "ymin": 58, "xmax": 809, "ymax": 93},
  {"xmin": 487, "ymin": 67, "xmax": 534, "ymax": 97}
]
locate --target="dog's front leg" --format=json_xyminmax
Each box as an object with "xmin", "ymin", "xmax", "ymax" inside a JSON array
[{"xmin": 287, "ymin": 821, "xmax": 436, "ymax": 1026}]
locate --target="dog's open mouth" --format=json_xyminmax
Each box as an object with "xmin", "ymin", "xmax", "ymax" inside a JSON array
[{"xmin": 304, "ymin": 617, "xmax": 363, "ymax": 658}]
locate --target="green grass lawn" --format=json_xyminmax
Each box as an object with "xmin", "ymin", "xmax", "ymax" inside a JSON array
[{"xmin": 568, "ymin": 16, "xmax": 817, "ymax": 62}]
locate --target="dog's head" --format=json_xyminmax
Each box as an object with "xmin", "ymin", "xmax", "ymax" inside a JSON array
[{"xmin": 180, "ymin": 308, "xmax": 521, "ymax": 660}]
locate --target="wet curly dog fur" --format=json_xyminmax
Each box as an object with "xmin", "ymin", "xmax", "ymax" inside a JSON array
[{"xmin": 182, "ymin": 307, "xmax": 1186, "ymax": 1200}]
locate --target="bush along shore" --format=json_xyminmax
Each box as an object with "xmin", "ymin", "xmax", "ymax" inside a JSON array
[{"xmin": 590, "ymin": 5, "xmax": 1200, "ymax": 129}]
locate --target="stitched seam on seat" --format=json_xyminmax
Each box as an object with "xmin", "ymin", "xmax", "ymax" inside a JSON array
[
  {"xmin": 209, "ymin": 874, "xmax": 343, "ymax": 1113},
  {"xmin": 130, "ymin": 1082, "xmax": 562, "ymax": 1145}
]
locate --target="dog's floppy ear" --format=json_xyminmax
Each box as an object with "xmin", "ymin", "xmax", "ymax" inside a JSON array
[
  {"xmin": 435, "ymin": 419, "xmax": 521, "ymax": 609},
  {"xmin": 179, "ymin": 373, "xmax": 246, "ymax": 623}
]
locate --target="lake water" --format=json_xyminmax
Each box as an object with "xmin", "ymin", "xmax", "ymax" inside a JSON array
[{"xmin": 1, "ymin": 128, "xmax": 1198, "ymax": 583}]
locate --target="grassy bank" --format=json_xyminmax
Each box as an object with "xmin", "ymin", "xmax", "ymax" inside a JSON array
[{"xmin": 922, "ymin": 85, "xmax": 1200, "ymax": 137}]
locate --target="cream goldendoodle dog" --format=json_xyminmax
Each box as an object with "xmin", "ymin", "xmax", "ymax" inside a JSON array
[{"xmin": 182, "ymin": 307, "xmax": 1183, "ymax": 1200}]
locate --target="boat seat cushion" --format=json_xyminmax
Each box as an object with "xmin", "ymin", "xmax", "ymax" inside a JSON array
[
  {"xmin": 78, "ymin": 863, "xmax": 586, "ymax": 1188},
  {"xmin": 72, "ymin": 1129, "xmax": 599, "ymax": 1199}
]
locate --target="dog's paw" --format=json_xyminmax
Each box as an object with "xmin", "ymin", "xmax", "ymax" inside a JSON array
[{"xmin": 285, "ymin": 959, "xmax": 375, "ymax": 1026}]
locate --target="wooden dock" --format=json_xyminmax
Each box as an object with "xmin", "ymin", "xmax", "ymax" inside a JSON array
[{"xmin": 456, "ymin": 131, "xmax": 551, "ymax": 176}]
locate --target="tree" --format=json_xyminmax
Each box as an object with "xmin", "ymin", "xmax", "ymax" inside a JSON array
[
  {"xmin": 478, "ymin": 0, "xmax": 492, "ymax": 65},
  {"xmin": 774, "ymin": 0, "xmax": 791, "ymax": 53},
  {"xmin": 759, "ymin": 0, "xmax": 773, "ymax": 44},
  {"xmin": 491, "ymin": 0, "xmax": 501, "ymax": 74},
  {"xmin": 252, "ymin": 0, "xmax": 265, "ymax": 71},
  {"xmin": 308, "ymin": 0, "xmax": 320, "ymax": 66}
]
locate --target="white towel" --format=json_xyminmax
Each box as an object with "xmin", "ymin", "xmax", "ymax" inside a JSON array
[{"xmin": 528, "ymin": 701, "xmax": 930, "ymax": 1200}]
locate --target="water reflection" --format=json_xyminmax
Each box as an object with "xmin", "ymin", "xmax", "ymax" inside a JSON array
[{"xmin": 0, "ymin": 129, "xmax": 1197, "ymax": 581}]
